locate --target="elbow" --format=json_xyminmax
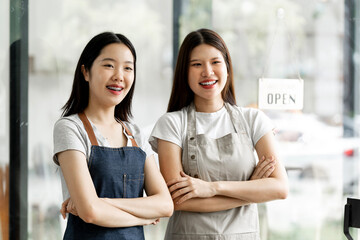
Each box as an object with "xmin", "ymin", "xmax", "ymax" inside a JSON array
[
  {"xmin": 78, "ymin": 205, "xmax": 98, "ymax": 224},
  {"xmin": 278, "ymin": 187, "xmax": 288, "ymax": 200},
  {"xmin": 277, "ymin": 182, "xmax": 289, "ymax": 200},
  {"xmin": 164, "ymin": 205, "xmax": 174, "ymax": 217},
  {"xmin": 152, "ymin": 194, "xmax": 174, "ymax": 217},
  {"xmin": 162, "ymin": 199, "xmax": 174, "ymax": 217}
]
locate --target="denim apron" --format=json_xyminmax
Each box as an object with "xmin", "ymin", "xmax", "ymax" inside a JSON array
[
  {"xmin": 164, "ymin": 103, "xmax": 260, "ymax": 240},
  {"xmin": 63, "ymin": 113, "xmax": 146, "ymax": 240}
]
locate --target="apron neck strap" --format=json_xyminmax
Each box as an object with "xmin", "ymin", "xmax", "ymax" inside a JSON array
[
  {"xmin": 78, "ymin": 112, "xmax": 139, "ymax": 147},
  {"xmin": 224, "ymin": 102, "xmax": 240, "ymax": 133},
  {"xmin": 119, "ymin": 121, "xmax": 139, "ymax": 147},
  {"xmin": 187, "ymin": 102, "xmax": 241, "ymax": 134},
  {"xmin": 187, "ymin": 102, "xmax": 196, "ymax": 136},
  {"xmin": 78, "ymin": 112, "xmax": 99, "ymax": 146}
]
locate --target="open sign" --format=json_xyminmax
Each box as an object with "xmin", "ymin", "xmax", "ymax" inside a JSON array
[{"xmin": 258, "ymin": 78, "xmax": 304, "ymax": 110}]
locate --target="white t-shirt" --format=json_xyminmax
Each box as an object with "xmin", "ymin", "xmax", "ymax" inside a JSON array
[
  {"xmin": 149, "ymin": 105, "xmax": 274, "ymax": 152},
  {"xmin": 53, "ymin": 114, "xmax": 153, "ymax": 200}
]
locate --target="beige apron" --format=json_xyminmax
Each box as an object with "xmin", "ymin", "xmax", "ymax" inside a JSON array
[{"xmin": 164, "ymin": 103, "xmax": 260, "ymax": 240}]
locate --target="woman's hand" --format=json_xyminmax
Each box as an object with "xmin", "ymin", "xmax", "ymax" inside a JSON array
[
  {"xmin": 167, "ymin": 171, "xmax": 216, "ymax": 204},
  {"xmin": 150, "ymin": 218, "xmax": 160, "ymax": 225},
  {"xmin": 60, "ymin": 198, "xmax": 78, "ymax": 219},
  {"xmin": 250, "ymin": 156, "xmax": 276, "ymax": 180}
]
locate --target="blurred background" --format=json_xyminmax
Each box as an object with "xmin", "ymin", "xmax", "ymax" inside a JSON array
[{"xmin": 1, "ymin": 0, "xmax": 360, "ymax": 239}]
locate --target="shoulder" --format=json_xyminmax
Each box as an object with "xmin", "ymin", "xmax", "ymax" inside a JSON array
[
  {"xmin": 160, "ymin": 108, "xmax": 186, "ymax": 123},
  {"xmin": 53, "ymin": 114, "xmax": 89, "ymax": 165},
  {"xmin": 54, "ymin": 114, "xmax": 82, "ymax": 128},
  {"xmin": 54, "ymin": 114, "xmax": 83, "ymax": 135},
  {"xmin": 234, "ymin": 106, "xmax": 274, "ymax": 144},
  {"xmin": 233, "ymin": 106, "xmax": 270, "ymax": 122},
  {"xmin": 152, "ymin": 107, "xmax": 188, "ymax": 137},
  {"xmin": 149, "ymin": 107, "xmax": 189, "ymax": 152},
  {"xmin": 156, "ymin": 106, "xmax": 188, "ymax": 129}
]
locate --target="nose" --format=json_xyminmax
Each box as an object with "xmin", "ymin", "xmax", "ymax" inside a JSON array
[
  {"xmin": 201, "ymin": 63, "xmax": 214, "ymax": 77},
  {"xmin": 112, "ymin": 68, "xmax": 124, "ymax": 82}
]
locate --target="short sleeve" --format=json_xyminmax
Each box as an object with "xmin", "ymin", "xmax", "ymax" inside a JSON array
[
  {"xmin": 53, "ymin": 118, "xmax": 87, "ymax": 165},
  {"xmin": 243, "ymin": 108, "xmax": 275, "ymax": 146},
  {"xmin": 149, "ymin": 111, "xmax": 184, "ymax": 153}
]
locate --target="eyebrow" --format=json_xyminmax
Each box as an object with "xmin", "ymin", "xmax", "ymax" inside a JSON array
[
  {"xmin": 189, "ymin": 57, "xmax": 221, "ymax": 62},
  {"xmin": 101, "ymin": 58, "xmax": 134, "ymax": 64}
]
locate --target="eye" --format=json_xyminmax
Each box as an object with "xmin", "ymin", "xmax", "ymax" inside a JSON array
[
  {"xmin": 125, "ymin": 66, "xmax": 133, "ymax": 71},
  {"xmin": 191, "ymin": 63, "xmax": 201, "ymax": 67},
  {"xmin": 212, "ymin": 60, "xmax": 222, "ymax": 64},
  {"xmin": 104, "ymin": 64, "xmax": 114, "ymax": 68}
]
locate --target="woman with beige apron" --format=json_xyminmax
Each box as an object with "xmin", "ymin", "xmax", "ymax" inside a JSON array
[{"xmin": 149, "ymin": 29, "xmax": 288, "ymax": 240}]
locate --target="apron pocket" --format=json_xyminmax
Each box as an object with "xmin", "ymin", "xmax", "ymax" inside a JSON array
[{"xmin": 123, "ymin": 173, "xmax": 144, "ymax": 198}]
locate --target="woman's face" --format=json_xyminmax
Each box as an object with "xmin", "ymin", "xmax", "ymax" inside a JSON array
[
  {"xmin": 83, "ymin": 43, "xmax": 134, "ymax": 108},
  {"xmin": 188, "ymin": 44, "xmax": 228, "ymax": 104}
]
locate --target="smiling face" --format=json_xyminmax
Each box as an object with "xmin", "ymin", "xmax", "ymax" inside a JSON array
[
  {"xmin": 188, "ymin": 44, "xmax": 228, "ymax": 106},
  {"xmin": 82, "ymin": 43, "xmax": 135, "ymax": 109}
]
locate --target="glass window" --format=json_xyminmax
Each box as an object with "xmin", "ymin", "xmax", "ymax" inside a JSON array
[
  {"xmin": 18, "ymin": 0, "xmax": 360, "ymax": 239},
  {"xmin": 0, "ymin": 0, "xmax": 10, "ymax": 239},
  {"xmin": 28, "ymin": 0, "xmax": 172, "ymax": 239},
  {"xmin": 179, "ymin": 0, "xmax": 353, "ymax": 239}
]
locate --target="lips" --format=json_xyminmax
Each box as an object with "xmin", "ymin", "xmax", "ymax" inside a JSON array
[
  {"xmin": 199, "ymin": 80, "xmax": 217, "ymax": 86},
  {"xmin": 106, "ymin": 85, "xmax": 124, "ymax": 95},
  {"xmin": 106, "ymin": 86, "xmax": 123, "ymax": 91},
  {"xmin": 199, "ymin": 80, "xmax": 218, "ymax": 89}
]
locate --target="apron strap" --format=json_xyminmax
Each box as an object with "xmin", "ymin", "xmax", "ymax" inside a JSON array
[
  {"xmin": 225, "ymin": 103, "xmax": 254, "ymax": 147},
  {"xmin": 224, "ymin": 102, "xmax": 245, "ymax": 134},
  {"xmin": 119, "ymin": 121, "xmax": 139, "ymax": 147},
  {"xmin": 186, "ymin": 103, "xmax": 200, "ymax": 177},
  {"xmin": 78, "ymin": 112, "xmax": 139, "ymax": 148},
  {"xmin": 78, "ymin": 112, "xmax": 99, "ymax": 146}
]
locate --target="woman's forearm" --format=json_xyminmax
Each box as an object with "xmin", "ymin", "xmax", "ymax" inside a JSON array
[
  {"xmin": 78, "ymin": 198, "xmax": 156, "ymax": 227},
  {"xmin": 173, "ymin": 195, "xmax": 249, "ymax": 212},
  {"xmin": 214, "ymin": 177, "xmax": 288, "ymax": 203},
  {"xmin": 58, "ymin": 151, "xmax": 160, "ymax": 227},
  {"xmin": 103, "ymin": 193, "xmax": 173, "ymax": 219}
]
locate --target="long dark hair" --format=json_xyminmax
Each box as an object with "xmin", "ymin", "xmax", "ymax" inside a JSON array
[
  {"xmin": 167, "ymin": 28, "xmax": 236, "ymax": 112},
  {"xmin": 62, "ymin": 32, "xmax": 137, "ymax": 121}
]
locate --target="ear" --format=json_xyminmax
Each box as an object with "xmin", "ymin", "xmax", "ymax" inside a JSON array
[{"xmin": 81, "ymin": 65, "xmax": 89, "ymax": 82}]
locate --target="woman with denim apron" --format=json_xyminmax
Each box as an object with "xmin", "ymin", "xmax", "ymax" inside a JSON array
[
  {"xmin": 149, "ymin": 29, "xmax": 288, "ymax": 239},
  {"xmin": 53, "ymin": 32, "xmax": 173, "ymax": 240}
]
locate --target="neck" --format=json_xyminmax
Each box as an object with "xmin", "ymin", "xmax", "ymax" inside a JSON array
[
  {"xmin": 194, "ymin": 97, "xmax": 224, "ymax": 113},
  {"xmin": 84, "ymin": 102, "xmax": 117, "ymax": 125}
]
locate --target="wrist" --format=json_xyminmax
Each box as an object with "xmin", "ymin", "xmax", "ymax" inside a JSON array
[{"xmin": 212, "ymin": 181, "xmax": 222, "ymax": 196}]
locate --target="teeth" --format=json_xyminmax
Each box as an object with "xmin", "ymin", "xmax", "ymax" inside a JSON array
[
  {"xmin": 200, "ymin": 81, "xmax": 216, "ymax": 86},
  {"xmin": 107, "ymin": 86, "xmax": 122, "ymax": 91}
]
